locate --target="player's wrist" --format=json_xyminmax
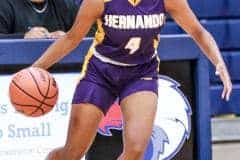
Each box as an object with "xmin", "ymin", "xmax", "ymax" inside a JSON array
[
  {"xmin": 32, "ymin": 62, "xmax": 47, "ymax": 70},
  {"xmin": 215, "ymin": 62, "xmax": 226, "ymax": 75}
]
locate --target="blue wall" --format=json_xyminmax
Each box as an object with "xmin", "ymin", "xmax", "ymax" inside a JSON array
[{"xmin": 161, "ymin": 0, "xmax": 240, "ymax": 117}]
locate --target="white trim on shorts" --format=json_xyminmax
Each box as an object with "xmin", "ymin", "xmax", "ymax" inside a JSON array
[{"xmin": 93, "ymin": 48, "xmax": 157, "ymax": 67}]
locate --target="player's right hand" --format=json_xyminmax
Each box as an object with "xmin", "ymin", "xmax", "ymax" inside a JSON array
[
  {"xmin": 24, "ymin": 27, "xmax": 50, "ymax": 39},
  {"xmin": 215, "ymin": 63, "xmax": 232, "ymax": 101}
]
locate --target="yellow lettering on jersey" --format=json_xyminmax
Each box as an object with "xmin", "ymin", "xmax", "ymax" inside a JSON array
[{"xmin": 128, "ymin": 0, "xmax": 141, "ymax": 6}]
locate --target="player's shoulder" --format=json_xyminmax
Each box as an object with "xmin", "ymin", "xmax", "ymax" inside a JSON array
[
  {"xmin": 76, "ymin": 0, "xmax": 105, "ymax": 5},
  {"xmin": 78, "ymin": 0, "xmax": 104, "ymax": 10}
]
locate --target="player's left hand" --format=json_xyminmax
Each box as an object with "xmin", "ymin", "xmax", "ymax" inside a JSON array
[{"xmin": 215, "ymin": 63, "xmax": 232, "ymax": 101}]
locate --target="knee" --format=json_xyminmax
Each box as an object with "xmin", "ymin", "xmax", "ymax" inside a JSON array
[
  {"xmin": 130, "ymin": 143, "xmax": 146, "ymax": 155},
  {"xmin": 124, "ymin": 140, "xmax": 148, "ymax": 157},
  {"xmin": 128, "ymin": 132, "xmax": 150, "ymax": 151},
  {"xmin": 46, "ymin": 148, "xmax": 64, "ymax": 160},
  {"xmin": 62, "ymin": 145, "xmax": 85, "ymax": 160},
  {"xmin": 122, "ymin": 144, "xmax": 146, "ymax": 160}
]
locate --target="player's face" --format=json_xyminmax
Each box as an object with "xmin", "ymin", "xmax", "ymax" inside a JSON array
[{"xmin": 30, "ymin": 0, "xmax": 45, "ymax": 3}]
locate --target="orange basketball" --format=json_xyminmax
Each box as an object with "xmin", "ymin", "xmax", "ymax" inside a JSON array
[{"xmin": 9, "ymin": 67, "xmax": 58, "ymax": 117}]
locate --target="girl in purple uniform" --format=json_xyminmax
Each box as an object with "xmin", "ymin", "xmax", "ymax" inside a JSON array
[{"xmin": 32, "ymin": 0, "xmax": 232, "ymax": 159}]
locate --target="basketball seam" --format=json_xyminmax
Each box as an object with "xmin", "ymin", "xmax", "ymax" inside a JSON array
[
  {"xmin": 29, "ymin": 70, "xmax": 52, "ymax": 116},
  {"xmin": 12, "ymin": 101, "xmax": 53, "ymax": 108},
  {"xmin": 12, "ymin": 101, "xmax": 45, "ymax": 115},
  {"xmin": 28, "ymin": 70, "xmax": 58, "ymax": 99},
  {"xmin": 11, "ymin": 80, "xmax": 53, "ymax": 107}
]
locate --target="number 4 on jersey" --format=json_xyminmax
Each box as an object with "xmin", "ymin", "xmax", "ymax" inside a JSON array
[{"xmin": 125, "ymin": 37, "xmax": 141, "ymax": 54}]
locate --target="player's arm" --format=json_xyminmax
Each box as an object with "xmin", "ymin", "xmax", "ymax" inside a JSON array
[
  {"xmin": 32, "ymin": 0, "xmax": 104, "ymax": 69},
  {"xmin": 164, "ymin": 0, "xmax": 232, "ymax": 101}
]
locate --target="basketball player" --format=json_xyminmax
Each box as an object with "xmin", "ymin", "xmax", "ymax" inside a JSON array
[{"xmin": 32, "ymin": 0, "xmax": 232, "ymax": 159}]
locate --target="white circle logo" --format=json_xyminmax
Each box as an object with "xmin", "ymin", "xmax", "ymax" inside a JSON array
[
  {"xmin": 97, "ymin": 75, "xmax": 192, "ymax": 160},
  {"xmin": 144, "ymin": 75, "xmax": 192, "ymax": 160}
]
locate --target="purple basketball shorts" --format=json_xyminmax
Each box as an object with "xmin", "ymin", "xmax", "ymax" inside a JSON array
[{"xmin": 72, "ymin": 55, "xmax": 159, "ymax": 114}]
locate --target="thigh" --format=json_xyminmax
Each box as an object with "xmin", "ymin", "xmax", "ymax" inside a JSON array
[
  {"xmin": 64, "ymin": 103, "xmax": 104, "ymax": 154},
  {"xmin": 74, "ymin": 55, "xmax": 118, "ymax": 114},
  {"xmin": 72, "ymin": 80, "xmax": 116, "ymax": 114},
  {"xmin": 120, "ymin": 91, "xmax": 158, "ymax": 149}
]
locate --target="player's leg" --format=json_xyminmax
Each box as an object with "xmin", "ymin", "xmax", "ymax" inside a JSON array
[
  {"xmin": 46, "ymin": 78, "xmax": 116, "ymax": 160},
  {"xmin": 116, "ymin": 56, "xmax": 159, "ymax": 160},
  {"xmin": 46, "ymin": 103, "xmax": 104, "ymax": 160},
  {"xmin": 46, "ymin": 51, "xmax": 117, "ymax": 159},
  {"xmin": 118, "ymin": 91, "xmax": 158, "ymax": 160}
]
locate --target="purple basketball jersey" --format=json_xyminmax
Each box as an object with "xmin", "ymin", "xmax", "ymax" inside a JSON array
[{"xmin": 93, "ymin": 0, "xmax": 166, "ymax": 65}]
